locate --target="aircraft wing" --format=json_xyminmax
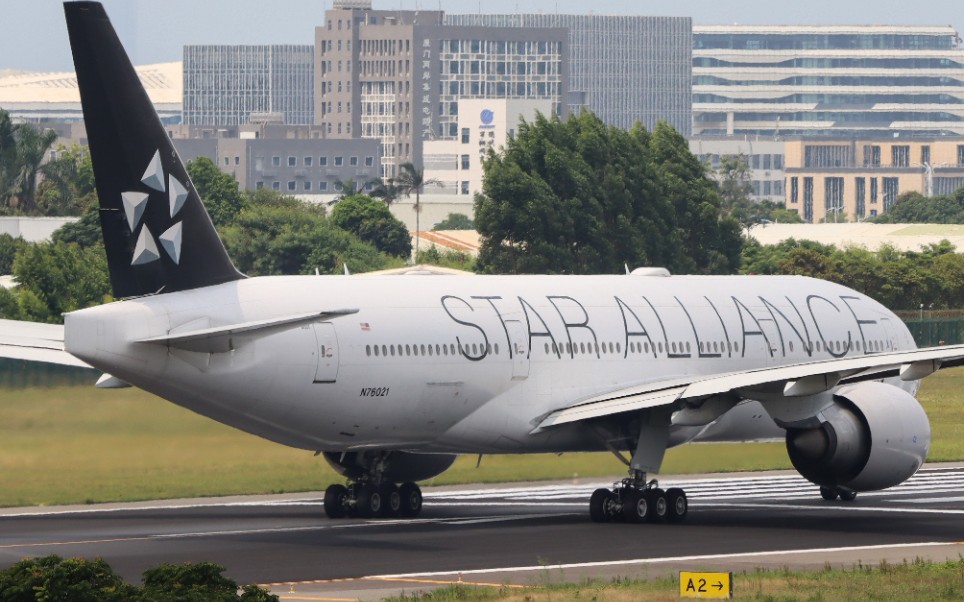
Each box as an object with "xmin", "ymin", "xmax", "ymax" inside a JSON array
[
  {"xmin": 533, "ymin": 344, "xmax": 964, "ymax": 431},
  {"xmin": 0, "ymin": 319, "xmax": 92, "ymax": 368}
]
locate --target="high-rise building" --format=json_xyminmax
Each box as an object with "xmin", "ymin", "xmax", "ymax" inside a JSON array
[
  {"xmin": 182, "ymin": 45, "xmax": 314, "ymax": 126},
  {"xmin": 693, "ymin": 25, "xmax": 964, "ymax": 136},
  {"xmin": 315, "ymin": 1, "xmax": 567, "ymax": 178},
  {"xmin": 446, "ymin": 13, "xmax": 692, "ymax": 135}
]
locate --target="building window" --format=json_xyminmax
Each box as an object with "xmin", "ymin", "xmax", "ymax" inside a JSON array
[
  {"xmin": 870, "ymin": 178, "xmax": 878, "ymax": 204},
  {"xmin": 461, "ymin": 154, "xmax": 470, "ymax": 169},
  {"xmin": 883, "ymin": 177, "xmax": 899, "ymax": 211},
  {"xmin": 825, "ymin": 177, "xmax": 844, "ymax": 221},
  {"xmin": 287, "ymin": 181, "xmax": 296, "ymax": 191},
  {"xmin": 774, "ymin": 155, "xmax": 783, "ymax": 169},
  {"xmin": 334, "ymin": 156, "xmax": 343, "ymax": 166},
  {"xmin": 803, "ymin": 177, "xmax": 814, "ymax": 223},
  {"xmin": 958, "ymin": 145, "xmax": 964, "ymax": 166},
  {"xmin": 256, "ymin": 181, "xmax": 264, "ymax": 189},
  {"xmin": 272, "ymin": 156, "xmax": 280, "ymax": 167},
  {"xmin": 319, "ymin": 156, "xmax": 328, "ymax": 166},
  {"xmin": 891, "ymin": 145, "xmax": 910, "ymax": 168},
  {"xmin": 461, "ymin": 128, "xmax": 470, "ymax": 143},
  {"xmin": 921, "ymin": 145, "xmax": 931, "ymax": 166},
  {"xmin": 365, "ymin": 156, "xmax": 374, "ymax": 166},
  {"xmin": 223, "ymin": 157, "xmax": 230, "ymax": 166},
  {"xmin": 790, "ymin": 177, "xmax": 798, "ymax": 204},
  {"xmin": 304, "ymin": 181, "xmax": 312, "ymax": 191},
  {"xmin": 288, "ymin": 156, "xmax": 296, "ymax": 167},
  {"xmin": 334, "ymin": 181, "xmax": 343, "ymax": 192},
  {"xmin": 319, "ymin": 181, "xmax": 328, "ymax": 191},
  {"xmin": 855, "ymin": 177, "xmax": 866, "ymax": 218},
  {"xmin": 272, "ymin": 181, "xmax": 280, "ymax": 190},
  {"xmin": 864, "ymin": 145, "xmax": 880, "ymax": 167},
  {"xmin": 461, "ymin": 181, "xmax": 469, "ymax": 195},
  {"xmin": 305, "ymin": 156, "xmax": 313, "ymax": 167},
  {"xmin": 350, "ymin": 156, "xmax": 358, "ymax": 166}
]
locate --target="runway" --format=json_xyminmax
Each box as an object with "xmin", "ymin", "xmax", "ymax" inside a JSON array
[{"xmin": 2, "ymin": 465, "xmax": 964, "ymax": 601}]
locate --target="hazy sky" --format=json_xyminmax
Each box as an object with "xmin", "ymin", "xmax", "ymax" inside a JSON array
[{"xmin": 4, "ymin": 0, "xmax": 963, "ymax": 72}]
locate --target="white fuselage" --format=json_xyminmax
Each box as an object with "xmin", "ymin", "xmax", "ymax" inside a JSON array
[{"xmin": 63, "ymin": 273, "xmax": 916, "ymax": 455}]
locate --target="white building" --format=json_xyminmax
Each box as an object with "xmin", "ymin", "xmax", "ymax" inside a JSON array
[{"xmin": 423, "ymin": 98, "xmax": 553, "ymax": 198}]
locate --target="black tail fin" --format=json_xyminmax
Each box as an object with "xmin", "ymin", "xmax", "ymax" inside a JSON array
[{"xmin": 65, "ymin": 2, "xmax": 244, "ymax": 298}]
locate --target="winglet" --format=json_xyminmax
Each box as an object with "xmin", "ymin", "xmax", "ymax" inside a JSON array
[{"xmin": 65, "ymin": 2, "xmax": 244, "ymax": 297}]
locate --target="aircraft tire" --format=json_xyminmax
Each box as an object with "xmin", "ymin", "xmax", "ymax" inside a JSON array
[
  {"xmin": 399, "ymin": 482, "xmax": 422, "ymax": 517},
  {"xmin": 647, "ymin": 488, "xmax": 668, "ymax": 523},
  {"xmin": 839, "ymin": 490, "xmax": 858, "ymax": 502},
  {"xmin": 621, "ymin": 490, "xmax": 648, "ymax": 523},
  {"xmin": 356, "ymin": 484, "xmax": 381, "ymax": 518},
  {"xmin": 323, "ymin": 484, "xmax": 349, "ymax": 519},
  {"xmin": 666, "ymin": 488, "xmax": 688, "ymax": 523},
  {"xmin": 590, "ymin": 488, "xmax": 616, "ymax": 523},
  {"xmin": 820, "ymin": 486, "xmax": 839, "ymax": 501},
  {"xmin": 381, "ymin": 483, "xmax": 402, "ymax": 517}
]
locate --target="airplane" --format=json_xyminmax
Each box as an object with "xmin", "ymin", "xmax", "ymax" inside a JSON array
[{"xmin": 3, "ymin": 0, "xmax": 964, "ymax": 524}]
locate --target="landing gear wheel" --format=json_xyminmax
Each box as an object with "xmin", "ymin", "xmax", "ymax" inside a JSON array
[
  {"xmin": 590, "ymin": 488, "xmax": 617, "ymax": 523},
  {"xmin": 356, "ymin": 484, "xmax": 382, "ymax": 518},
  {"xmin": 647, "ymin": 488, "xmax": 668, "ymax": 523},
  {"xmin": 839, "ymin": 490, "xmax": 857, "ymax": 502},
  {"xmin": 820, "ymin": 486, "xmax": 839, "ymax": 501},
  {"xmin": 381, "ymin": 483, "xmax": 402, "ymax": 517},
  {"xmin": 666, "ymin": 488, "xmax": 688, "ymax": 523},
  {"xmin": 323, "ymin": 484, "xmax": 349, "ymax": 519},
  {"xmin": 621, "ymin": 489, "xmax": 649, "ymax": 523},
  {"xmin": 399, "ymin": 482, "xmax": 422, "ymax": 518}
]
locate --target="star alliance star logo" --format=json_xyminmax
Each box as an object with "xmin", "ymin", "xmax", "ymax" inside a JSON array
[{"xmin": 121, "ymin": 149, "xmax": 186, "ymax": 266}]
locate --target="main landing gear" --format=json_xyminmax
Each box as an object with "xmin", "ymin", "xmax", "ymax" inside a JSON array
[
  {"xmin": 589, "ymin": 469, "xmax": 688, "ymax": 524},
  {"xmin": 324, "ymin": 480, "xmax": 423, "ymax": 519},
  {"xmin": 820, "ymin": 486, "xmax": 858, "ymax": 502}
]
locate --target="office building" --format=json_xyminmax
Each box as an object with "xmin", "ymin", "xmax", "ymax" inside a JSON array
[
  {"xmin": 447, "ymin": 13, "xmax": 692, "ymax": 136},
  {"xmin": 693, "ymin": 25, "xmax": 964, "ymax": 136},
  {"xmin": 783, "ymin": 136, "xmax": 964, "ymax": 222},
  {"xmin": 315, "ymin": 1, "xmax": 567, "ymax": 178},
  {"xmin": 183, "ymin": 45, "xmax": 314, "ymax": 126},
  {"xmin": 689, "ymin": 137, "xmax": 786, "ymax": 204}
]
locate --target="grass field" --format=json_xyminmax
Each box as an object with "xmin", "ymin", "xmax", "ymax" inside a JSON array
[
  {"xmin": 1, "ymin": 367, "xmax": 963, "ymax": 507},
  {"xmin": 383, "ymin": 558, "xmax": 964, "ymax": 601}
]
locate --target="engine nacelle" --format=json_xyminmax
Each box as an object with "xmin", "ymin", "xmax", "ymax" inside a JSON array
[
  {"xmin": 785, "ymin": 382, "xmax": 930, "ymax": 491},
  {"xmin": 323, "ymin": 451, "xmax": 456, "ymax": 483}
]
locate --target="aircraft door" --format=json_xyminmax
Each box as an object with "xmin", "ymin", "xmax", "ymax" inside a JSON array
[
  {"xmin": 505, "ymin": 319, "xmax": 529, "ymax": 380},
  {"xmin": 312, "ymin": 323, "xmax": 339, "ymax": 383}
]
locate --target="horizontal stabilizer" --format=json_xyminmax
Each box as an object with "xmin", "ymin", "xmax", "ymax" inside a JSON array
[
  {"xmin": 137, "ymin": 309, "xmax": 358, "ymax": 353},
  {"xmin": 0, "ymin": 319, "xmax": 92, "ymax": 368}
]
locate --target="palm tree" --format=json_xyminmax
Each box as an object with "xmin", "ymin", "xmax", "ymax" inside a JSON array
[
  {"xmin": 394, "ymin": 162, "xmax": 442, "ymax": 262},
  {"xmin": 369, "ymin": 178, "xmax": 401, "ymax": 205},
  {"xmin": 0, "ymin": 110, "xmax": 17, "ymax": 205},
  {"xmin": 11, "ymin": 124, "xmax": 58, "ymax": 213}
]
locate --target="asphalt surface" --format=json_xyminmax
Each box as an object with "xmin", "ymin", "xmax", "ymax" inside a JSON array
[{"xmin": 2, "ymin": 465, "xmax": 964, "ymax": 601}]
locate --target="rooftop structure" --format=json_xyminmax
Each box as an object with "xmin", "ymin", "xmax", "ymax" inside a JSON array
[{"xmin": 0, "ymin": 62, "xmax": 181, "ymax": 123}]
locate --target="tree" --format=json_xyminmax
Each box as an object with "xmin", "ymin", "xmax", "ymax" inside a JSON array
[
  {"xmin": 475, "ymin": 111, "xmax": 742, "ymax": 275},
  {"xmin": 186, "ymin": 156, "xmax": 246, "ymax": 226},
  {"xmin": 0, "ymin": 555, "xmax": 137, "ymax": 602},
  {"xmin": 0, "ymin": 233, "xmax": 25, "ymax": 274},
  {"xmin": 433, "ymin": 213, "xmax": 474, "ymax": 230},
  {"xmin": 394, "ymin": 162, "xmax": 442, "ymax": 261},
  {"xmin": 369, "ymin": 178, "xmax": 401, "ymax": 205},
  {"xmin": 330, "ymin": 194, "xmax": 412, "ymax": 257},
  {"xmin": 0, "ymin": 110, "xmax": 16, "ymax": 206},
  {"xmin": 12, "ymin": 240, "xmax": 110, "ymax": 323},
  {"xmin": 872, "ymin": 190, "xmax": 964, "ymax": 224},
  {"xmin": 9, "ymin": 123, "xmax": 58, "ymax": 213},
  {"xmin": 52, "ymin": 206, "xmax": 103, "ymax": 248},
  {"xmin": 36, "ymin": 144, "xmax": 96, "ymax": 215}
]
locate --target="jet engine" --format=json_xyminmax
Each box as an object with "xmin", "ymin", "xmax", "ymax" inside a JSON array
[
  {"xmin": 785, "ymin": 382, "xmax": 930, "ymax": 492},
  {"xmin": 323, "ymin": 450, "xmax": 457, "ymax": 483}
]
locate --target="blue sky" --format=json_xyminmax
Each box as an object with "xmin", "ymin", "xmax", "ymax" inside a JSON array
[{"xmin": 4, "ymin": 0, "xmax": 963, "ymax": 71}]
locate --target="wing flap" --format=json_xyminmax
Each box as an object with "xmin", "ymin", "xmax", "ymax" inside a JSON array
[
  {"xmin": 136, "ymin": 309, "xmax": 358, "ymax": 353},
  {"xmin": 534, "ymin": 344, "xmax": 964, "ymax": 432}
]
